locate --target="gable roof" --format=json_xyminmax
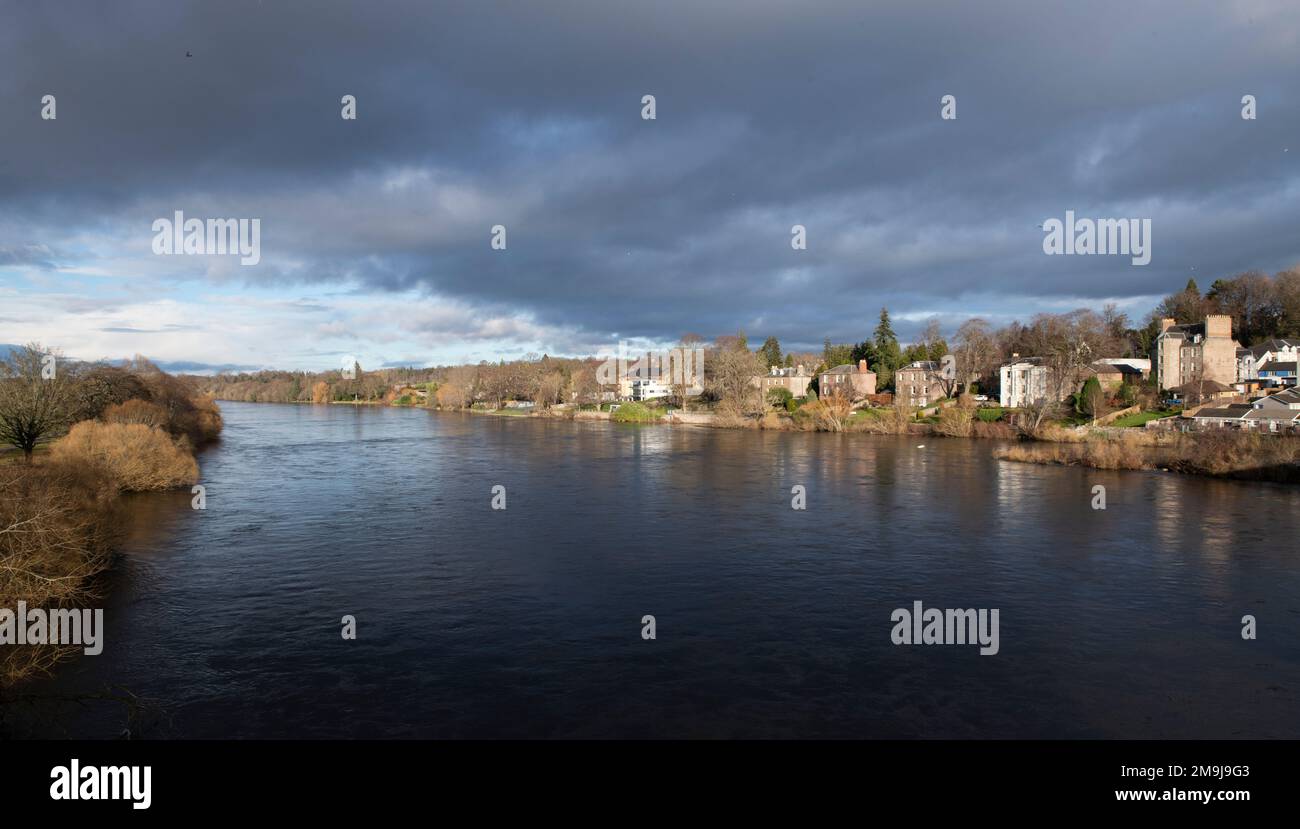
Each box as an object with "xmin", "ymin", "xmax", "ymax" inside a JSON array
[{"xmin": 1246, "ymin": 338, "xmax": 1300, "ymax": 358}]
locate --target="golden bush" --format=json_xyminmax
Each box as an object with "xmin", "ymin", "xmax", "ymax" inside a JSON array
[{"xmin": 51, "ymin": 421, "xmax": 199, "ymax": 492}]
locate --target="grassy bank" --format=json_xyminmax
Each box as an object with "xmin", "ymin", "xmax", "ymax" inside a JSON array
[{"xmin": 995, "ymin": 430, "xmax": 1300, "ymax": 483}]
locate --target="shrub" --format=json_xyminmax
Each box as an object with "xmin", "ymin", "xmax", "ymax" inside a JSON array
[
  {"xmin": 125, "ymin": 363, "xmax": 222, "ymax": 447},
  {"xmin": 0, "ymin": 460, "xmax": 115, "ymax": 686},
  {"xmin": 610, "ymin": 402, "xmax": 660, "ymax": 423},
  {"xmin": 766, "ymin": 387, "xmax": 794, "ymax": 409},
  {"xmin": 934, "ymin": 405, "xmax": 974, "ymax": 437},
  {"xmin": 51, "ymin": 421, "xmax": 199, "ymax": 491},
  {"xmin": 797, "ymin": 395, "xmax": 851, "ymax": 431},
  {"xmin": 101, "ymin": 398, "xmax": 168, "ymax": 428}
]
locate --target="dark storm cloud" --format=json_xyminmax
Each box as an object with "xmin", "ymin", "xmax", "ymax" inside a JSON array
[{"xmin": 3, "ymin": 0, "xmax": 1299, "ymax": 352}]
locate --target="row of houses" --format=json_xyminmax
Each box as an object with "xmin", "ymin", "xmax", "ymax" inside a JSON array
[
  {"xmin": 1156, "ymin": 315, "xmax": 1298, "ymax": 390},
  {"xmin": 1185, "ymin": 387, "xmax": 1300, "ymax": 432},
  {"xmin": 606, "ymin": 315, "xmax": 1296, "ymax": 414},
  {"xmin": 758, "ymin": 359, "xmax": 952, "ymax": 407}
]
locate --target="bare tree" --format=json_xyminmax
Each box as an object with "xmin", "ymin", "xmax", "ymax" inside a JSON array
[
  {"xmin": 534, "ymin": 371, "xmax": 564, "ymax": 409},
  {"xmin": 708, "ymin": 337, "xmax": 765, "ymax": 417},
  {"xmin": 0, "ymin": 344, "xmax": 73, "ymax": 462},
  {"xmin": 953, "ymin": 318, "xmax": 995, "ymax": 392},
  {"xmin": 1021, "ymin": 396, "xmax": 1062, "ymax": 433}
]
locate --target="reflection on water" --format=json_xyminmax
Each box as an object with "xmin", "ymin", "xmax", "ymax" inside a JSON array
[{"xmin": 6, "ymin": 402, "xmax": 1300, "ymax": 739}]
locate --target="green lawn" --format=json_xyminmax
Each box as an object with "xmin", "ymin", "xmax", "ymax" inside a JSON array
[{"xmin": 1110, "ymin": 409, "xmax": 1180, "ymax": 428}]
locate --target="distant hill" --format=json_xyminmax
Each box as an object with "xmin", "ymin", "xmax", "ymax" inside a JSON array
[{"xmin": 0, "ymin": 345, "xmax": 257, "ymax": 375}]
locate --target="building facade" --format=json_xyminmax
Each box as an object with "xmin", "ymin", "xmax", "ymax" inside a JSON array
[
  {"xmin": 893, "ymin": 360, "xmax": 946, "ymax": 407},
  {"xmin": 1154, "ymin": 315, "xmax": 1240, "ymax": 390},
  {"xmin": 751, "ymin": 365, "xmax": 812, "ymax": 399},
  {"xmin": 999, "ymin": 357, "xmax": 1050, "ymax": 408},
  {"xmin": 818, "ymin": 360, "xmax": 876, "ymax": 399}
]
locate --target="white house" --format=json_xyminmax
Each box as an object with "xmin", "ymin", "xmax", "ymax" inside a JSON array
[
  {"xmin": 999, "ymin": 357, "xmax": 1050, "ymax": 408},
  {"xmin": 628, "ymin": 378, "xmax": 672, "ymax": 401}
]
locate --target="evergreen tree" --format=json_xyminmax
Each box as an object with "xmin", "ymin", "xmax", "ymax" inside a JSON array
[{"xmin": 873, "ymin": 308, "xmax": 902, "ymax": 389}]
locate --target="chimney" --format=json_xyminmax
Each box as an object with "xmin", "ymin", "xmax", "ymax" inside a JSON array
[
  {"xmin": 796, "ymin": 364, "xmax": 805, "ymax": 375},
  {"xmin": 858, "ymin": 359, "xmax": 868, "ymax": 373},
  {"xmin": 1012, "ymin": 352, "xmax": 1019, "ymax": 360},
  {"xmin": 1205, "ymin": 314, "xmax": 1231, "ymax": 338},
  {"xmin": 1160, "ymin": 318, "xmax": 1176, "ymax": 334}
]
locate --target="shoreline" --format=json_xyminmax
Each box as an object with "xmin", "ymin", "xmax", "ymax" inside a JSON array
[{"xmin": 212, "ymin": 398, "xmax": 1300, "ymax": 484}]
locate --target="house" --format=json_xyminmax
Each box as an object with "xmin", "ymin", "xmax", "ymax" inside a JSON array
[
  {"xmin": 1189, "ymin": 404, "xmax": 1252, "ymax": 429},
  {"xmin": 818, "ymin": 360, "xmax": 876, "ymax": 399},
  {"xmin": 628, "ymin": 377, "xmax": 672, "ymax": 402},
  {"xmin": 1243, "ymin": 387, "xmax": 1300, "ymax": 432},
  {"xmin": 893, "ymin": 360, "xmax": 946, "ymax": 407},
  {"xmin": 1094, "ymin": 357, "xmax": 1150, "ymax": 379},
  {"xmin": 1154, "ymin": 315, "xmax": 1241, "ymax": 390},
  {"xmin": 751, "ymin": 365, "xmax": 812, "ymax": 399},
  {"xmin": 1237, "ymin": 338, "xmax": 1300, "ymax": 383},
  {"xmin": 1256, "ymin": 360, "xmax": 1297, "ymax": 388},
  {"xmin": 999, "ymin": 357, "xmax": 1050, "ymax": 408},
  {"xmin": 1088, "ymin": 360, "xmax": 1146, "ymax": 392},
  {"xmin": 1169, "ymin": 379, "xmax": 1238, "ymax": 407},
  {"xmin": 617, "ymin": 370, "xmax": 700, "ymax": 401}
]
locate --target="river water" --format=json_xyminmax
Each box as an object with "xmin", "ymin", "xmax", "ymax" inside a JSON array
[{"xmin": 9, "ymin": 401, "xmax": 1300, "ymax": 738}]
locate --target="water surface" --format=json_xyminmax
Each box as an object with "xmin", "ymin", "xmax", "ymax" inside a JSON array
[{"xmin": 11, "ymin": 402, "xmax": 1300, "ymax": 738}]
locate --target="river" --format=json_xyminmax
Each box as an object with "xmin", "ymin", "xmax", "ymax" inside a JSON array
[{"xmin": 9, "ymin": 401, "xmax": 1299, "ymax": 738}]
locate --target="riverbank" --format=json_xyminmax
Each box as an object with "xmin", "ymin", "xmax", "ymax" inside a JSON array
[
  {"xmin": 1, "ymin": 367, "xmax": 222, "ymax": 688},
  {"xmin": 995, "ymin": 429, "xmax": 1300, "ymax": 483}
]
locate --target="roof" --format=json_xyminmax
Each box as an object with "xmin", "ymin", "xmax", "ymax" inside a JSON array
[
  {"xmin": 1257, "ymin": 360, "xmax": 1298, "ymax": 372},
  {"xmin": 1246, "ymin": 338, "xmax": 1300, "ymax": 357},
  {"xmin": 1273, "ymin": 388, "xmax": 1300, "ymax": 404},
  {"xmin": 1000, "ymin": 356, "xmax": 1044, "ymax": 367},
  {"xmin": 822, "ymin": 363, "xmax": 873, "ymax": 375},
  {"xmin": 896, "ymin": 360, "xmax": 940, "ymax": 371},
  {"xmin": 1091, "ymin": 361, "xmax": 1143, "ymax": 376},
  {"xmin": 1195, "ymin": 408, "xmax": 1250, "ymax": 420},
  {"xmin": 1252, "ymin": 389, "xmax": 1300, "ymax": 408},
  {"xmin": 1244, "ymin": 408, "xmax": 1300, "ymax": 422},
  {"xmin": 1159, "ymin": 322, "xmax": 1204, "ymax": 340}
]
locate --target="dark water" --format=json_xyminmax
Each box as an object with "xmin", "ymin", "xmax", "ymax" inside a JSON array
[{"xmin": 9, "ymin": 402, "xmax": 1300, "ymax": 738}]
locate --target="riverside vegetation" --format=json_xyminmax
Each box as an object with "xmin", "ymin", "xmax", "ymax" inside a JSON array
[{"xmin": 0, "ymin": 346, "xmax": 222, "ymax": 686}]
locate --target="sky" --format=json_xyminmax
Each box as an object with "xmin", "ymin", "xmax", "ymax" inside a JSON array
[{"xmin": 2, "ymin": 0, "xmax": 1299, "ymax": 372}]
